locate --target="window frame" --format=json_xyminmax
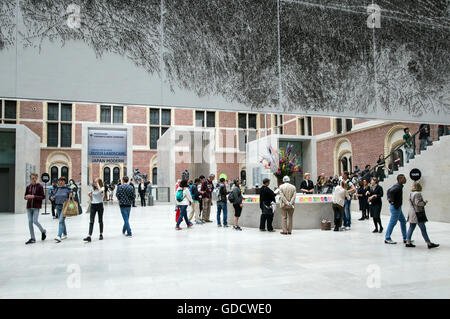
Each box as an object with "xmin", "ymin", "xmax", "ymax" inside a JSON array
[
  {"xmin": 149, "ymin": 108, "xmax": 172, "ymax": 150},
  {"xmin": 47, "ymin": 102, "xmax": 73, "ymax": 148}
]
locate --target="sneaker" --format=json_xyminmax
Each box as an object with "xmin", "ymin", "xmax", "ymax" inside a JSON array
[
  {"xmin": 218, "ymin": 224, "xmax": 222, "ymax": 227},
  {"xmin": 260, "ymin": 229, "xmax": 266, "ymax": 231},
  {"xmin": 385, "ymin": 239, "xmax": 397, "ymax": 244},
  {"xmin": 405, "ymin": 243, "xmax": 416, "ymax": 247},
  {"xmin": 25, "ymin": 239, "xmax": 36, "ymax": 245},
  {"xmin": 428, "ymin": 243, "xmax": 439, "ymax": 249},
  {"xmin": 372, "ymin": 229, "xmax": 378, "ymax": 233},
  {"xmin": 223, "ymin": 225, "xmax": 229, "ymax": 228},
  {"xmin": 345, "ymin": 227, "xmax": 350, "ymax": 230},
  {"xmin": 41, "ymin": 231, "xmax": 46, "ymax": 241},
  {"xmin": 99, "ymin": 234, "xmax": 103, "ymax": 240},
  {"xmin": 236, "ymin": 226, "xmax": 242, "ymax": 231},
  {"xmin": 403, "ymin": 240, "xmax": 414, "ymax": 244},
  {"xmin": 358, "ymin": 217, "xmax": 365, "ymax": 221},
  {"xmin": 268, "ymin": 229, "xmax": 276, "ymax": 232},
  {"xmin": 175, "ymin": 226, "xmax": 182, "ymax": 231},
  {"xmin": 54, "ymin": 236, "xmax": 62, "ymax": 243},
  {"xmin": 61, "ymin": 235, "xmax": 67, "ymax": 240},
  {"xmin": 125, "ymin": 234, "xmax": 132, "ymax": 238},
  {"xmin": 83, "ymin": 236, "xmax": 91, "ymax": 242},
  {"xmin": 333, "ymin": 228, "xmax": 339, "ymax": 232},
  {"xmin": 188, "ymin": 223, "xmax": 193, "ymax": 228},
  {"xmin": 196, "ymin": 221, "xmax": 203, "ymax": 225}
]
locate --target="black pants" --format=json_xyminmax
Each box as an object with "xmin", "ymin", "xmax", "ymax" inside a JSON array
[
  {"xmin": 333, "ymin": 203, "xmax": 344, "ymax": 229},
  {"xmin": 51, "ymin": 200, "xmax": 56, "ymax": 217},
  {"xmin": 89, "ymin": 203, "xmax": 104, "ymax": 236},
  {"xmin": 199, "ymin": 199, "xmax": 203, "ymax": 220},
  {"xmin": 139, "ymin": 192, "xmax": 146, "ymax": 206},
  {"xmin": 260, "ymin": 213, "xmax": 273, "ymax": 231}
]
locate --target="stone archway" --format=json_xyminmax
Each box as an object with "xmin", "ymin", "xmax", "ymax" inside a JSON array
[
  {"xmin": 384, "ymin": 124, "xmax": 406, "ymax": 157},
  {"xmin": 46, "ymin": 151, "xmax": 72, "ymax": 181},
  {"xmin": 334, "ymin": 138, "xmax": 352, "ymax": 175}
]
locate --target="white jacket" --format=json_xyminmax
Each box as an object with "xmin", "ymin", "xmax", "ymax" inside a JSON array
[
  {"xmin": 177, "ymin": 187, "xmax": 192, "ymax": 206},
  {"xmin": 332, "ymin": 186, "xmax": 348, "ymax": 207}
]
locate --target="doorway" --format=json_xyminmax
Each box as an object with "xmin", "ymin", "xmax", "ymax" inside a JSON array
[{"xmin": 0, "ymin": 166, "xmax": 15, "ymax": 212}]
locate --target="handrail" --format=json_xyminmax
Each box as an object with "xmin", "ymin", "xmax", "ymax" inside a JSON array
[{"xmin": 367, "ymin": 125, "xmax": 428, "ymax": 177}]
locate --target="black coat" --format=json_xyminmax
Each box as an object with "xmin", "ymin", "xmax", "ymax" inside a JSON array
[{"xmin": 259, "ymin": 186, "xmax": 275, "ymax": 210}]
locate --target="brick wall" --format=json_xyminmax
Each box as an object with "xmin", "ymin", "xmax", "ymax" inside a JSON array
[
  {"xmin": 313, "ymin": 117, "xmax": 331, "ymax": 135},
  {"xmin": 75, "ymin": 104, "xmax": 97, "ymax": 122},
  {"xmin": 133, "ymin": 126, "xmax": 147, "ymax": 146},
  {"xmin": 22, "ymin": 122, "xmax": 43, "ymax": 142},
  {"xmin": 40, "ymin": 149, "xmax": 82, "ymax": 182},
  {"xmin": 126, "ymin": 106, "xmax": 147, "ymax": 124},
  {"xmin": 20, "ymin": 101, "xmax": 43, "ymax": 120},
  {"xmin": 174, "ymin": 109, "xmax": 193, "ymax": 126},
  {"xmin": 218, "ymin": 111, "xmax": 236, "ymax": 128}
]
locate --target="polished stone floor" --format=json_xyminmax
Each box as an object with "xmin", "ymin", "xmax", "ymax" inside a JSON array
[{"xmin": 0, "ymin": 203, "xmax": 449, "ymax": 299}]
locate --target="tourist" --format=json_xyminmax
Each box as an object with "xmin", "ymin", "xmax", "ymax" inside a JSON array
[
  {"xmin": 108, "ymin": 183, "xmax": 115, "ymax": 201},
  {"xmin": 342, "ymin": 171, "xmax": 356, "ymax": 230},
  {"xmin": 438, "ymin": 124, "xmax": 448, "ymax": 140},
  {"xmin": 116, "ymin": 176, "xmax": 136, "ymax": 237},
  {"xmin": 146, "ymin": 180, "xmax": 153, "ymax": 203},
  {"xmin": 138, "ymin": 179, "xmax": 146, "ymax": 207},
  {"xmin": 385, "ymin": 174, "xmax": 408, "ymax": 244},
  {"xmin": 317, "ymin": 173, "xmax": 327, "ymax": 194},
  {"xmin": 259, "ymin": 178, "xmax": 276, "ymax": 232},
  {"xmin": 332, "ymin": 180, "xmax": 348, "ymax": 231},
  {"xmin": 278, "ymin": 176, "xmax": 296, "ymax": 235},
  {"xmin": 83, "ymin": 178, "xmax": 105, "ymax": 242},
  {"xmin": 418, "ymin": 123, "xmax": 432, "ymax": 153},
  {"xmin": 361, "ymin": 165, "xmax": 372, "ymax": 182},
  {"xmin": 229, "ymin": 178, "xmax": 243, "ymax": 231},
  {"xmin": 353, "ymin": 166, "xmax": 361, "ymax": 175},
  {"xmin": 376, "ymin": 154, "xmax": 386, "ymax": 182},
  {"xmin": 129, "ymin": 178, "xmax": 137, "ymax": 207},
  {"xmin": 175, "ymin": 179, "xmax": 193, "ymax": 230},
  {"xmin": 24, "ymin": 173, "xmax": 47, "ymax": 244},
  {"xmin": 403, "ymin": 127, "xmax": 414, "ymax": 163},
  {"xmin": 103, "ymin": 181, "xmax": 109, "ymax": 201},
  {"xmin": 356, "ymin": 179, "xmax": 369, "ymax": 220},
  {"xmin": 51, "ymin": 177, "xmax": 73, "ymax": 243},
  {"xmin": 198, "ymin": 175, "xmax": 205, "ymax": 220},
  {"xmin": 49, "ymin": 179, "xmax": 58, "ymax": 219},
  {"xmin": 300, "ymin": 173, "xmax": 314, "ymax": 194},
  {"xmin": 174, "ymin": 179, "xmax": 181, "ymax": 222},
  {"xmin": 367, "ymin": 177, "xmax": 383, "ymax": 233},
  {"xmin": 200, "ymin": 174, "xmax": 215, "ymax": 223},
  {"xmin": 188, "ymin": 178, "xmax": 202, "ymax": 224},
  {"xmin": 216, "ymin": 178, "xmax": 229, "ymax": 227},
  {"xmin": 405, "ymin": 182, "xmax": 439, "ymax": 249}
]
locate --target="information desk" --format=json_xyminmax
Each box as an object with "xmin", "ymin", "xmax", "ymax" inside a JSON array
[{"xmin": 226, "ymin": 194, "xmax": 334, "ymax": 230}]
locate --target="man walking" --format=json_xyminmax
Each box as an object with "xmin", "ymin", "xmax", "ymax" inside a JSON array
[
  {"xmin": 189, "ymin": 178, "xmax": 202, "ymax": 224},
  {"xmin": 200, "ymin": 174, "xmax": 215, "ymax": 223},
  {"xmin": 385, "ymin": 174, "xmax": 408, "ymax": 244},
  {"xmin": 419, "ymin": 123, "xmax": 432, "ymax": 153},
  {"xmin": 278, "ymin": 176, "xmax": 296, "ymax": 235},
  {"xmin": 49, "ymin": 179, "xmax": 58, "ymax": 219},
  {"xmin": 24, "ymin": 173, "xmax": 47, "ymax": 244},
  {"xmin": 116, "ymin": 176, "xmax": 136, "ymax": 237}
]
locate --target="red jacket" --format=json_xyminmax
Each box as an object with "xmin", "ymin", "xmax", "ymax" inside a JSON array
[{"xmin": 24, "ymin": 183, "xmax": 45, "ymax": 209}]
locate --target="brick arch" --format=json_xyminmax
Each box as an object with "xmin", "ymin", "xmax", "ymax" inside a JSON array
[
  {"xmin": 149, "ymin": 154, "xmax": 157, "ymax": 182},
  {"xmin": 46, "ymin": 151, "xmax": 72, "ymax": 180},
  {"xmin": 333, "ymin": 138, "xmax": 352, "ymax": 174},
  {"xmin": 384, "ymin": 124, "xmax": 406, "ymax": 157}
]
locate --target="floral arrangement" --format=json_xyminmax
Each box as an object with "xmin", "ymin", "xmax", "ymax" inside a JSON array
[{"xmin": 260, "ymin": 144, "xmax": 302, "ymax": 178}]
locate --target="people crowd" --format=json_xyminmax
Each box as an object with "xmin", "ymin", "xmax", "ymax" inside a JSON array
[{"xmin": 23, "ymin": 124, "xmax": 442, "ymax": 251}]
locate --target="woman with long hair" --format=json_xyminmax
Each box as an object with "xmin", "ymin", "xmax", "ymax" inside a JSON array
[
  {"xmin": 367, "ymin": 177, "xmax": 383, "ymax": 233},
  {"xmin": 356, "ymin": 179, "xmax": 370, "ymax": 220},
  {"xmin": 84, "ymin": 178, "xmax": 105, "ymax": 242}
]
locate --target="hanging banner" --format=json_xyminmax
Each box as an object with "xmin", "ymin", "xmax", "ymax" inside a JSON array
[{"xmin": 88, "ymin": 129, "xmax": 127, "ymax": 163}]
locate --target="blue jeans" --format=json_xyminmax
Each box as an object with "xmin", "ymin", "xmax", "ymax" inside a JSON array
[
  {"xmin": 56, "ymin": 205, "xmax": 67, "ymax": 237},
  {"xmin": 216, "ymin": 201, "xmax": 228, "ymax": 226},
  {"xmin": 385, "ymin": 205, "xmax": 407, "ymax": 241},
  {"xmin": 120, "ymin": 206, "xmax": 132, "ymax": 235},
  {"xmin": 405, "ymin": 147, "xmax": 414, "ymax": 163},
  {"xmin": 343, "ymin": 199, "xmax": 351, "ymax": 227},
  {"xmin": 26, "ymin": 208, "xmax": 45, "ymax": 240},
  {"xmin": 407, "ymin": 223, "xmax": 430, "ymax": 243},
  {"xmin": 176, "ymin": 205, "xmax": 190, "ymax": 227}
]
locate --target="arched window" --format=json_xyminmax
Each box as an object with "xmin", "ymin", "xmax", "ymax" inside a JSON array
[
  {"xmin": 113, "ymin": 167, "xmax": 120, "ymax": 184},
  {"xmin": 50, "ymin": 166, "xmax": 58, "ymax": 182},
  {"xmin": 152, "ymin": 167, "xmax": 157, "ymax": 185},
  {"xmin": 240, "ymin": 170, "xmax": 246, "ymax": 183},
  {"xmin": 349, "ymin": 156, "xmax": 353, "ymax": 174},
  {"xmin": 103, "ymin": 167, "xmax": 111, "ymax": 185},
  {"xmin": 61, "ymin": 166, "xmax": 69, "ymax": 181}
]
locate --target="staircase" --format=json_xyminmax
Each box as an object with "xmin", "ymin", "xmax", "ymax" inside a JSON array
[{"xmin": 378, "ymin": 135, "xmax": 450, "ymax": 222}]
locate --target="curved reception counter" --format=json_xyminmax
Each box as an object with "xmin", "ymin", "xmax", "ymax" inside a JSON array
[{"xmin": 226, "ymin": 194, "xmax": 335, "ymax": 230}]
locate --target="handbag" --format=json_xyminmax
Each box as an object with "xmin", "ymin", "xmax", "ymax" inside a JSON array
[
  {"xmin": 62, "ymin": 199, "xmax": 79, "ymax": 217},
  {"xmin": 409, "ymin": 195, "xmax": 428, "ymax": 223}
]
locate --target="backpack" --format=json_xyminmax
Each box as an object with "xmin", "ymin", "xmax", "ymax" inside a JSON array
[
  {"xmin": 176, "ymin": 189, "xmax": 184, "ymax": 202},
  {"xmin": 212, "ymin": 185, "xmax": 221, "ymax": 201},
  {"xmin": 228, "ymin": 190, "xmax": 235, "ymax": 204}
]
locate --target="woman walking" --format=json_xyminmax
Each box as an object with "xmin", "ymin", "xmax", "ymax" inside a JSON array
[
  {"xmin": 84, "ymin": 178, "xmax": 105, "ymax": 242},
  {"xmin": 51, "ymin": 177, "xmax": 73, "ymax": 243},
  {"xmin": 332, "ymin": 181, "xmax": 348, "ymax": 231},
  {"xmin": 175, "ymin": 179, "xmax": 193, "ymax": 230},
  {"xmin": 259, "ymin": 178, "xmax": 276, "ymax": 232},
  {"xmin": 405, "ymin": 182, "xmax": 439, "ymax": 249},
  {"xmin": 24, "ymin": 173, "xmax": 47, "ymax": 244},
  {"xmin": 356, "ymin": 179, "xmax": 370, "ymax": 220},
  {"xmin": 367, "ymin": 177, "xmax": 384, "ymax": 233}
]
